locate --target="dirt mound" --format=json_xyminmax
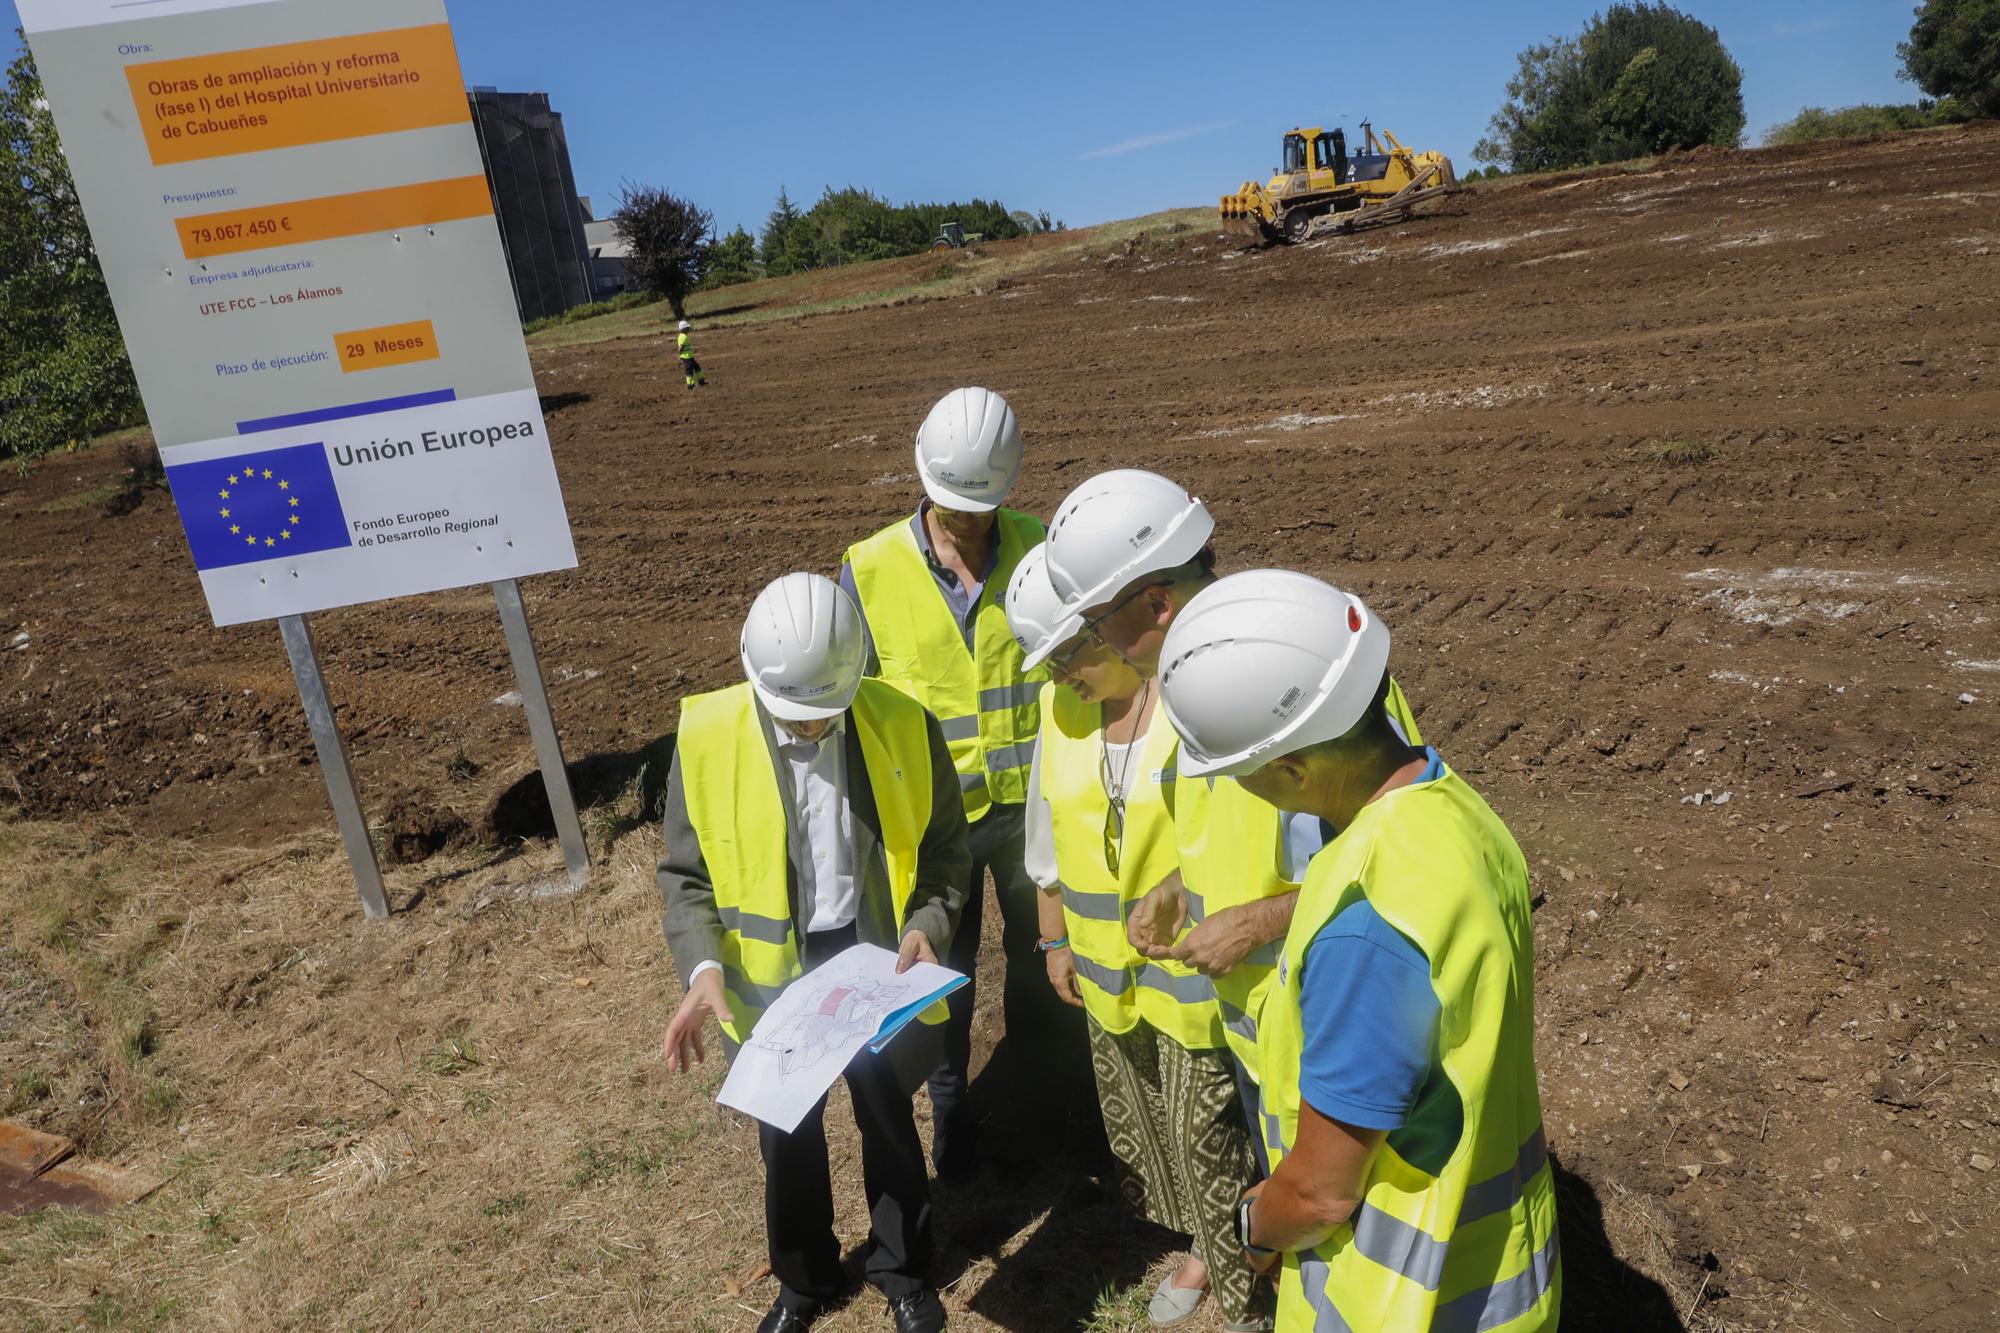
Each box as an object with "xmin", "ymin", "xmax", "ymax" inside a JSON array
[{"xmin": 2, "ymin": 123, "xmax": 1998, "ymax": 1328}]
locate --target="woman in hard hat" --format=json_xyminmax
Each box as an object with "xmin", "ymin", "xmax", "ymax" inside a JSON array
[
  {"xmin": 1155, "ymin": 571, "xmax": 1557, "ymax": 1333},
  {"xmin": 676, "ymin": 318, "xmax": 705, "ymax": 389},
  {"xmin": 1006, "ymin": 547, "xmax": 1267, "ymax": 1332},
  {"xmin": 658, "ymin": 572, "xmax": 966, "ymax": 1333},
  {"xmin": 1025, "ymin": 469, "xmax": 1421, "ymax": 1157}
]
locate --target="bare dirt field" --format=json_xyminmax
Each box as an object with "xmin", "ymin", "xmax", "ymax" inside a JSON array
[{"xmin": 3, "ymin": 122, "xmax": 1998, "ymax": 1331}]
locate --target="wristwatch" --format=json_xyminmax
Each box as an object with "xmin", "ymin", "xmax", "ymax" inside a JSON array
[{"xmin": 1234, "ymin": 1196, "xmax": 1276, "ymax": 1256}]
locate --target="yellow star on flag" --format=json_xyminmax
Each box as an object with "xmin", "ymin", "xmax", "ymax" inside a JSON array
[
  {"xmin": 219, "ymin": 507, "xmax": 230, "ymax": 518},
  {"xmin": 227, "ymin": 474, "xmax": 239, "ymax": 484},
  {"xmin": 289, "ymin": 514, "xmax": 300, "ymax": 525},
  {"xmin": 278, "ymin": 480, "xmax": 289, "ymax": 490},
  {"xmin": 264, "ymin": 537, "xmax": 275, "ymax": 547},
  {"xmin": 229, "ymin": 524, "xmax": 240, "ymax": 534},
  {"xmin": 245, "ymin": 534, "xmax": 256, "ymax": 545},
  {"xmin": 280, "ymin": 530, "xmax": 291, "ymax": 540},
  {"xmin": 219, "ymin": 489, "xmax": 230, "ymax": 499},
  {"xmin": 262, "ymin": 469, "xmax": 273, "ymax": 479},
  {"xmin": 289, "ymin": 497, "xmax": 299, "ymax": 507}
]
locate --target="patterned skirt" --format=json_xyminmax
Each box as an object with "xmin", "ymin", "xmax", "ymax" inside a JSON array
[{"xmin": 1087, "ymin": 1017, "xmax": 1272, "ymax": 1330}]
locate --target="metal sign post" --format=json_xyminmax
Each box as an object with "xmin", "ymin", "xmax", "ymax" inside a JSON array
[
  {"xmin": 278, "ymin": 614, "xmax": 390, "ymax": 919},
  {"xmin": 492, "ymin": 578, "xmax": 591, "ymax": 890}
]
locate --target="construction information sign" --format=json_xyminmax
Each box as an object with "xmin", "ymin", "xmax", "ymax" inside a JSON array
[{"xmin": 21, "ymin": 0, "xmax": 577, "ymax": 626}]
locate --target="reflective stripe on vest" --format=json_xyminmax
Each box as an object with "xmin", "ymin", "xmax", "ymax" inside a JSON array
[
  {"xmin": 1170, "ymin": 677, "xmax": 1424, "ymax": 1072},
  {"xmin": 845, "ymin": 509, "xmax": 1046, "ymax": 820},
  {"xmin": 1259, "ymin": 760, "xmax": 1558, "ymax": 1333},
  {"xmin": 1038, "ymin": 682, "xmax": 1223, "ymax": 1046},
  {"xmin": 677, "ymin": 678, "xmax": 943, "ymax": 1044}
]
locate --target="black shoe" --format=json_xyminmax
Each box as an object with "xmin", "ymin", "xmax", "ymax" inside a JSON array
[
  {"xmin": 887, "ymin": 1288, "xmax": 945, "ymax": 1333},
  {"xmin": 756, "ymin": 1298, "xmax": 820, "ymax": 1333}
]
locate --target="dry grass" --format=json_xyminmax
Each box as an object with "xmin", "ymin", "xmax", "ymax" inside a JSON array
[{"xmin": 0, "ymin": 797, "xmax": 1210, "ymax": 1331}]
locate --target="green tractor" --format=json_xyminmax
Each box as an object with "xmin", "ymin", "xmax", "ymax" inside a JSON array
[{"xmin": 930, "ymin": 220, "xmax": 986, "ymax": 251}]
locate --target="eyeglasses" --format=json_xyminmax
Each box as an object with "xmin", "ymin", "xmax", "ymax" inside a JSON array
[
  {"xmin": 1102, "ymin": 794, "xmax": 1124, "ymax": 874},
  {"xmin": 1082, "ymin": 581, "xmax": 1166, "ymax": 645},
  {"xmin": 1046, "ymin": 635, "xmax": 1095, "ymax": 674}
]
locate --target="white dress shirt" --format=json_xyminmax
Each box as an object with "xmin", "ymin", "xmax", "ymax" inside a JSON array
[
  {"xmin": 772, "ymin": 715, "xmax": 858, "ymax": 932},
  {"xmin": 689, "ymin": 714, "xmax": 857, "ymax": 988}
]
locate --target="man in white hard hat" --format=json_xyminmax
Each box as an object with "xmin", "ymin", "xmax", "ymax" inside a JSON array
[
  {"xmin": 1156, "ymin": 571, "xmax": 1557, "ymax": 1333},
  {"xmin": 1028, "ymin": 469, "xmax": 1421, "ymax": 1165},
  {"xmin": 676, "ymin": 318, "xmax": 706, "ymax": 389},
  {"xmin": 839, "ymin": 386, "xmax": 1087, "ymax": 1179},
  {"xmin": 659, "ymin": 572, "xmax": 968, "ymax": 1333}
]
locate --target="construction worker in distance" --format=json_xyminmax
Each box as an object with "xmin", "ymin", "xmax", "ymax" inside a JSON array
[
  {"xmin": 839, "ymin": 386, "xmax": 1087, "ymax": 1180},
  {"xmin": 1006, "ymin": 547, "xmax": 1269, "ymax": 1333},
  {"xmin": 1023, "ymin": 469, "xmax": 1420, "ymax": 1168},
  {"xmin": 677, "ymin": 318, "xmax": 706, "ymax": 389},
  {"xmin": 1156, "ymin": 570, "xmax": 1558, "ymax": 1332},
  {"xmin": 658, "ymin": 572, "xmax": 968, "ymax": 1333}
]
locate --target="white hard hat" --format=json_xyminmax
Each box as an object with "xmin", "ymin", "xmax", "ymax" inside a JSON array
[
  {"xmin": 739, "ymin": 572, "xmax": 866, "ymax": 721},
  {"xmin": 1158, "ymin": 569, "xmax": 1390, "ymax": 778},
  {"xmin": 1029, "ymin": 469, "xmax": 1214, "ymax": 667},
  {"xmin": 1004, "ymin": 544, "xmax": 1084, "ymax": 662},
  {"xmin": 677, "ymin": 319, "xmax": 691, "ymax": 332},
  {"xmin": 914, "ymin": 386, "xmax": 1023, "ymax": 513}
]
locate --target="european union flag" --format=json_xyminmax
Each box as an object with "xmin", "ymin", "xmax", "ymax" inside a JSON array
[{"xmin": 165, "ymin": 441, "xmax": 353, "ymax": 571}]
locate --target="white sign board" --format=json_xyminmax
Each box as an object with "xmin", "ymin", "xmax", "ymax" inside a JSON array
[{"xmin": 23, "ymin": 0, "xmax": 577, "ymax": 626}]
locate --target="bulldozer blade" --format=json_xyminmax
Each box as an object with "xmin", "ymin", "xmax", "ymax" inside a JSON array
[{"xmin": 1222, "ymin": 215, "xmax": 1267, "ymax": 243}]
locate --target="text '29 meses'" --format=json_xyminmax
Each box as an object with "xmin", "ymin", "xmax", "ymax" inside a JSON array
[{"xmin": 330, "ymin": 419, "xmax": 537, "ymax": 468}]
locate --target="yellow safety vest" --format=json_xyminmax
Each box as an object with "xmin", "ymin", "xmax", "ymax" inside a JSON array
[
  {"xmin": 677, "ymin": 678, "xmax": 944, "ymax": 1044},
  {"xmin": 1037, "ymin": 682, "xmax": 1225, "ymax": 1047},
  {"xmin": 1170, "ymin": 678, "xmax": 1421, "ymax": 1077},
  {"xmin": 676, "ymin": 331, "xmax": 693, "ymax": 358},
  {"xmin": 1258, "ymin": 761, "xmax": 1559, "ymax": 1332},
  {"xmin": 845, "ymin": 509, "xmax": 1046, "ymax": 821}
]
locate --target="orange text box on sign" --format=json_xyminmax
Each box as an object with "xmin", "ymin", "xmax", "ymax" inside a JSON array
[
  {"xmin": 334, "ymin": 319, "xmax": 440, "ymax": 373},
  {"xmin": 125, "ymin": 24, "xmax": 470, "ymax": 166},
  {"xmin": 175, "ymin": 176, "xmax": 492, "ymax": 258}
]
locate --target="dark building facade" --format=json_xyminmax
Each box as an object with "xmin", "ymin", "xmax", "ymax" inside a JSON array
[{"xmin": 467, "ymin": 88, "xmax": 594, "ymax": 323}]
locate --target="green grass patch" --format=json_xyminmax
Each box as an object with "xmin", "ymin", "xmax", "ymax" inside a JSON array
[
  {"xmin": 1641, "ymin": 438, "xmax": 1722, "ymax": 466},
  {"xmin": 419, "ymin": 1033, "xmax": 480, "ymax": 1077},
  {"xmin": 481, "ymin": 1191, "xmax": 528, "ymax": 1217},
  {"xmin": 520, "ymin": 288, "xmax": 662, "ymax": 335},
  {"xmin": 526, "ymin": 207, "xmax": 1221, "ymax": 350}
]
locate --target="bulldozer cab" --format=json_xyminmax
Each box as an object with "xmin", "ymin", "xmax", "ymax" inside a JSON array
[{"xmin": 1283, "ymin": 128, "xmax": 1351, "ymax": 188}]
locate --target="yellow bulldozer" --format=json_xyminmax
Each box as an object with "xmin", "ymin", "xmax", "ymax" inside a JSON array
[{"xmin": 1220, "ymin": 121, "xmax": 1458, "ymax": 244}]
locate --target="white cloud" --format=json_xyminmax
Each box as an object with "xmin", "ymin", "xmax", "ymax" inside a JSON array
[{"xmin": 1081, "ymin": 120, "xmax": 1234, "ymax": 159}]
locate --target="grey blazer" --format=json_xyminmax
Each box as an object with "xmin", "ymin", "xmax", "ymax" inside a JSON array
[{"xmin": 657, "ymin": 701, "xmax": 971, "ymax": 992}]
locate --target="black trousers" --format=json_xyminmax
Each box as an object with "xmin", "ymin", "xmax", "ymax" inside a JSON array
[
  {"xmin": 926, "ymin": 800, "xmax": 1093, "ymax": 1174},
  {"xmin": 760, "ymin": 922, "xmax": 933, "ymax": 1311}
]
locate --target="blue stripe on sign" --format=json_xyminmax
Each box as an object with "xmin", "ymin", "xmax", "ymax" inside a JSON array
[{"xmin": 236, "ymin": 387, "xmax": 457, "ymax": 434}]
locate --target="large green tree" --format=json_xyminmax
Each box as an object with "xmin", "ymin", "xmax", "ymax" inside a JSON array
[
  {"xmin": 1899, "ymin": 0, "xmax": 2000, "ymax": 116},
  {"xmin": 1, "ymin": 42, "xmax": 142, "ymax": 464},
  {"xmin": 1475, "ymin": 3, "xmax": 1745, "ymax": 172},
  {"xmin": 610, "ymin": 182, "xmax": 710, "ymax": 320}
]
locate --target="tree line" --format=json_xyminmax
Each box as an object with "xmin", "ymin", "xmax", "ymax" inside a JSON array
[
  {"xmin": 1473, "ymin": 0, "xmax": 1995, "ymax": 174},
  {"xmin": 611, "ymin": 182, "xmax": 1060, "ymax": 319}
]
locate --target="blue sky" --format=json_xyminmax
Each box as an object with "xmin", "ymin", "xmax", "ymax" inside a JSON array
[{"xmin": 6, "ymin": 1, "xmax": 1926, "ymax": 235}]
